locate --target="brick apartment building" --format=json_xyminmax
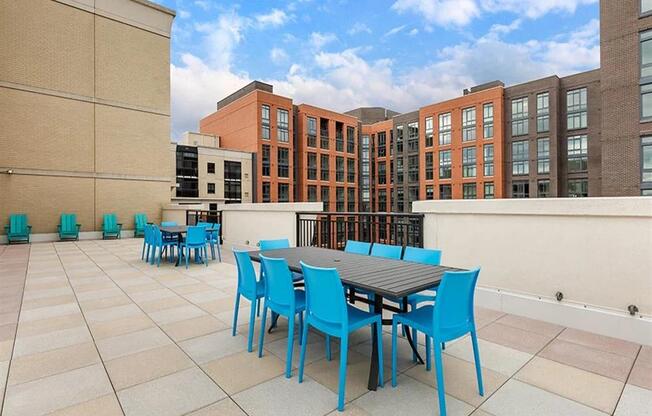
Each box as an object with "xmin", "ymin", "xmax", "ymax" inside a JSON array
[{"xmin": 198, "ymin": 0, "xmax": 651, "ymax": 212}]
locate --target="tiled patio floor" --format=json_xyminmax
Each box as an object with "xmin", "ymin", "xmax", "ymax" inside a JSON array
[{"xmin": 0, "ymin": 240, "xmax": 650, "ymax": 416}]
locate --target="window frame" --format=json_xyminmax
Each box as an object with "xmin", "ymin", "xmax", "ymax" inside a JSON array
[
  {"xmin": 438, "ymin": 150, "xmax": 452, "ymax": 179},
  {"xmin": 261, "ymin": 104, "xmax": 270, "ymax": 140},
  {"xmin": 438, "ymin": 113, "xmax": 452, "ymax": 145},
  {"xmin": 483, "ymin": 103, "xmax": 494, "ymax": 139},
  {"xmin": 425, "ymin": 117, "xmax": 434, "ymax": 147},
  {"xmin": 462, "ymin": 147, "xmax": 476, "ymax": 178},
  {"xmin": 483, "ymin": 144, "xmax": 494, "ymax": 177},
  {"xmin": 567, "ymin": 134, "xmax": 588, "ymax": 172},
  {"xmin": 537, "ymin": 137, "xmax": 550, "ymax": 174},
  {"xmin": 566, "ymin": 88, "xmax": 588, "ymax": 130},
  {"xmin": 462, "ymin": 183, "xmax": 477, "ymax": 199},
  {"xmin": 277, "ymin": 108, "xmax": 289, "ymax": 142},
  {"xmin": 261, "ymin": 144, "xmax": 271, "ymax": 177},
  {"xmin": 462, "ymin": 107, "xmax": 476, "ymax": 142},
  {"xmin": 484, "ymin": 182, "xmax": 494, "ymax": 199},
  {"xmin": 512, "ymin": 140, "xmax": 529, "ymax": 176},
  {"xmin": 277, "ymin": 147, "xmax": 289, "ymax": 178},
  {"xmin": 511, "ymin": 97, "xmax": 529, "ymax": 137},
  {"xmin": 536, "ymin": 92, "xmax": 550, "ymax": 133},
  {"xmin": 320, "ymin": 154, "xmax": 330, "ymax": 181}
]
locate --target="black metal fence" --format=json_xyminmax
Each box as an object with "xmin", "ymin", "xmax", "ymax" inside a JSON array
[
  {"xmin": 186, "ymin": 210, "xmax": 223, "ymax": 244},
  {"xmin": 296, "ymin": 212, "xmax": 424, "ymax": 250}
]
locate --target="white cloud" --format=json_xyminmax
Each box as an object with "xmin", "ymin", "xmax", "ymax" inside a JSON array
[
  {"xmin": 391, "ymin": 0, "xmax": 480, "ymax": 27},
  {"xmin": 408, "ymin": 28, "xmax": 419, "ymax": 36},
  {"xmin": 193, "ymin": 0, "xmax": 211, "ymax": 11},
  {"xmin": 384, "ymin": 25, "xmax": 406, "ymax": 37},
  {"xmin": 309, "ymin": 32, "xmax": 337, "ymax": 49},
  {"xmin": 479, "ymin": 0, "xmax": 598, "ymax": 19},
  {"xmin": 195, "ymin": 11, "xmax": 247, "ymax": 69},
  {"xmin": 270, "ymin": 47, "xmax": 289, "ymax": 64},
  {"xmin": 347, "ymin": 22, "xmax": 372, "ymax": 35},
  {"xmin": 255, "ymin": 9, "xmax": 290, "ymax": 28},
  {"xmin": 178, "ymin": 10, "xmax": 191, "ymax": 19}
]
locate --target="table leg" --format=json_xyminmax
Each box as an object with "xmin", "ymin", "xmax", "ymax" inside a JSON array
[
  {"xmin": 367, "ymin": 294, "xmax": 383, "ymax": 391},
  {"xmin": 174, "ymin": 234, "xmax": 182, "ymax": 267},
  {"xmin": 268, "ymin": 312, "xmax": 280, "ymax": 333},
  {"xmin": 402, "ymin": 298, "xmax": 424, "ymax": 365}
]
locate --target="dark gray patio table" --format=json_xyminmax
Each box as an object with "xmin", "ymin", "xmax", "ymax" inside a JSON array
[
  {"xmin": 160, "ymin": 225, "xmax": 217, "ymax": 266},
  {"xmin": 248, "ymin": 246, "xmax": 463, "ymax": 391}
]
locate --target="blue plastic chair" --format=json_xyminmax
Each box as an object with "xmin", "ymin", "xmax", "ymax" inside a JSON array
[
  {"xmin": 198, "ymin": 222, "xmax": 221, "ymax": 262},
  {"xmin": 232, "ymin": 250, "xmax": 265, "ymax": 352},
  {"xmin": 179, "ymin": 226, "xmax": 208, "ymax": 269},
  {"xmin": 344, "ymin": 240, "xmax": 371, "ymax": 255},
  {"xmin": 259, "ymin": 239, "xmax": 302, "ymax": 282},
  {"xmin": 150, "ymin": 226, "xmax": 178, "ymax": 267},
  {"xmin": 391, "ymin": 268, "xmax": 483, "ymax": 416},
  {"xmin": 257, "ymin": 255, "xmax": 305, "ymax": 378},
  {"xmin": 370, "ymin": 243, "xmax": 403, "ymax": 259},
  {"xmin": 298, "ymin": 262, "xmax": 384, "ymax": 412},
  {"xmin": 161, "ymin": 221, "xmax": 177, "ymax": 226},
  {"xmin": 141, "ymin": 224, "xmax": 152, "ymax": 261}
]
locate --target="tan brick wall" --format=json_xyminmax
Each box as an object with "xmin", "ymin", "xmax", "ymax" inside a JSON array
[
  {"xmin": 95, "ymin": 16, "xmax": 170, "ymax": 113},
  {"xmin": 0, "ymin": 175, "xmax": 94, "ymax": 234},
  {"xmin": 0, "ymin": 0, "xmax": 94, "ymax": 96},
  {"xmin": 0, "ymin": 88, "xmax": 94, "ymax": 172},
  {"xmin": 95, "ymin": 178, "xmax": 169, "ymax": 230}
]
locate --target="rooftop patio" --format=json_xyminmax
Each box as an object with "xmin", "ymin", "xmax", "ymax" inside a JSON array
[{"xmin": 0, "ymin": 238, "xmax": 649, "ymax": 416}]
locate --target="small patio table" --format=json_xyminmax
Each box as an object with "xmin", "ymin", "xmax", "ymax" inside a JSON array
[
  {"xmin": 160, "ymin": 225, "xmax": 217, "ymax": 266},
  {"xmin": 248, "ymin": 246, "xmax": 463, "ymax": 391}
]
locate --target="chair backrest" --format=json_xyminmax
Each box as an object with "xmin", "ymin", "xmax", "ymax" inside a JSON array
[
  {"xmin": 9, "ymin": 214, "xmax": 28, "ymax": 234},
  {"xmin": 161, "ymin": 221, "xmax": 177, "ymax": 227},
  {"xmin": 185, "ymin": 226, "xmax": 205, "ymax": 245},
  {"xmin": 433, "ymin": 268, "xmax": 481, "ymax": 334},
  {"xmin": 344, "ymin": 240, "xmax": 371, "ymax": 255},
  {"xmin": 135, "ymin": 213, "xmax": 147, "ymax": 228},
  {"xmin": 103, "ymin": 214, "xmax": 117, "ymax": 231},
  {"xmin": 300, "ymin": 262, "xmax": 348, "ymax": 327},
  {"xmin": 402, "ymin": 246, "xmax": 442, "ymax": 266},
  {"xmin": 60, "ymin": 213, "xmax": 76, "ymax": 233},
  {"xmin": 370, "ymin": 243, "xmax": 402, "ymax": 260},
  {"xmin": 144, "ymin": 224, "xmax": 152, "ymax": 243},
  {"xmin": 259, "ymin": 238, "xmax": 290, "ymax": 250},
  {"xmin": 260, "ymin": 255, "xmax": 296, "ymax": 310},
  {"xmin": 233, "ymin": 250, "xmax": 259, "ymax": 298}
]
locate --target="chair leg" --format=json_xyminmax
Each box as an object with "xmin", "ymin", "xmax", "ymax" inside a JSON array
[
  {"xmin": 217, "ymin": 243, "xmax": 222, "ymax": 262},
  {"xmin": 256, "ymin": 300, "xmax": 261, "ymax": 317},
  {"xmin": 425, "ymin": 335, "xmax": 431, "ymax": 371},
  {"xmin": 286, "ymin": 314, "xmax": 295, "ymax": 378},
  {"xmin": 204, "ymin": 246, "xmax": 208, "ymax": 267},
  {"xmin": 298, "ymin": 311, "xmax": 304, "ymax": 346},
  {"xmin": 376, "ymin": 319, "xmax": 384, "ymax": 387},
  {"xmin": 247, "ymin": 298, "xmax": 257, "ymax": 353},
  {"xmin": 337, "ymin": 334, "xmax": 348, "ymax": 411},
  {"xmin": 232, "ymin": 293, "xmax": 241, "ymax": 336},
  {"xmin": 298, "ymin": 322, "xmax": 309, "ymax": 383},
  {"xmin": 471, "ymin": 331, "xmax": 484, "ymax": 396},
  {"xmin": 141, "ymin": 242, "xmax": 146, "ymax": 260},
  {"xmin": 391, "ymin": 319, "xmax": 398, "ymax": 387},
  {"xmin": 258, "ymin": 303, "xmax": 268, "ymax": 358},
  {"xmin": 185, "ymin": 247, "xmax": 189, "ymax": 269},
  {"xmin": 325, "ymin": 334, "xmax": 331, "ymax": 361},
  {"xmin": 434, "ymin": 341, "xmax": 447, "ymax": 416}
]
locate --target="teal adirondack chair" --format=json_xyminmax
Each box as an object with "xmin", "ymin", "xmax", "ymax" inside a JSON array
[
  {"xmin": 58, "ymin": 213, "xmax": 81, "ymax": 241},
  {"xmin": 134, "ymin": 213, "xmax": 147, "ymax": 237},
  {"xmin": 4, "ymin": 214, "xmax": 32, "ymax": 244},
  {"xmin": 102, "ymin": 214, "xmax": 122, "ymax": 239}
]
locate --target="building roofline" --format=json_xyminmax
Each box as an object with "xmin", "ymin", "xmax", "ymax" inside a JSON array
[{"xmin": 133, "ymin": 0, "xmax": 176, "ymax": 16}]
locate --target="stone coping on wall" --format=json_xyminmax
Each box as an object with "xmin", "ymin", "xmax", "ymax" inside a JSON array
[{"xmin": 217, "ymin": 202, "xmax": 324, "ymax": 212}]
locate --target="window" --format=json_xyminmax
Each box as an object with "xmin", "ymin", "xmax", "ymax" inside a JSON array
[
  {"xmin": 277, "ymin": 148, "xmax": 289, "ymax": 178},
  {"xmin": 643, "ymin": 137, "xmax": 652, "ymax": 191},
  {"xmin": 334, "ymin": 123, "xmax": 344, "ymax": 152},
  {"xmin": 347, "ymin": 188, "xmax": 355, "ymax": 212},
  {"xmin": 262, "ymin": 182, "xmax": 270, "ymax": 202},
  {"xmin": 483, "ymin": 103, "xmax": 494, "ymax": 139},
  {"xmin": 567, "ymin": 88, "xmax": 587, "ymax": 130},
  {"xmin": 277, "ymin": 109, "xmax": 289, "ymax": 142},
  {"xmin": 567, "ymin": 135, "xmax": 588, "ymax": 172},
  {"xmin": 307, "ymin": 117, "xmax": 317, "ymax": 147},
  {"xmin": 484, "ymin": 144, "xmax": 494, "ymax": 177},
  {"xmin": 537, "ymin": 92, "xmax": 549, "ymax": 133},
  {"xmin": 261, "ymin": 105, "xmax": 270, "ymax": 140},
  {"xmin": 347, "ymin": 158, "xmax": 355, "ymax": 183},
  {"xmin": 397, "ymin": 188, "xmax": 404, "ymax": 212},
  {"xmin": 408, "ymin": 155, "xmax": 419, "ymax": 182},
  {"xmin": 426, "ymin": 185, "xmax": 434, "ymax": 200},
  {"xmin": 336, "ymin": 156, "xmax": 345, "ymax": 182},
  {"xmin": 307, "ymin": 185, "xmax": 317, "ymax": 202},
  {"xmin": 439, "ymin": 184, "xmax": 452, "ymax": 200},
  {"xmin": 512, "ymin": 181, "xmax": 529, "ymax": 198},
  {"xmin": 568, "ymin": 179, "xmax": 588, "ymax": 197},
  {"xmin": 207, "ymin": 183, "xmax": 215, "ymax": 194},
  {"xmin": 321, "ymin": 186, "xmax": 330, "ymax": 210},
  {"xmin": 261, "ymin": 145, "xmax": 270, "ymax": 176},
  {"xmin": 378, "ymin": 190, "xmax": 387, "ymax": 211},
  {"xmin": 512, "ymin": 140, "xmax": 529, "ymax": 175},
  {"xmin": 642, "ymin": 83, "xmax": 652, "ymax": 119},
  {"xmin": 347, "ymin": 126, "xmax": 355, "ymax": 153},
  {"xmin": 207, "ymin": 162, "xmax": 215, "ymax": 174},
  {"xmin": 408, "ymin": 122, "xmax": 419, "ymax": 152},
  {"xmin": 396, "ymin": 125, "xmax": 404, "ymax": 153},
  {"xmin": 321, "ymin": 154, "xmax": 329, "ymax": 180},
  {"xmin": 644, "ymin": 0, "xmax": 652, "ymax": 13},
  {"xmin": 307, "ymin": 153, "xmax": 317, "ymax": 180},
  {"xmin": 511, "ymin": 97, "xmax": 528, "ymax": 136},
  {"xmin": 538, "ymin": 179, "xmax": 550, "ymax": 197},
  {"xmin": 425, "ymin": 153, "xmax": 434, "ymax": 180},
  {"xmin": 361, "ymin": 135, "xmax": 370, "ymax": 207},
  {"xmin": 396, "ymin": 157, "xmax": 404, "ymax": 183},
  {"xmin": 390, "ymin": 160, "xmax": 394, "ymax": 184},
  {"xmin": 537, "ymin": 138, "xmax": 550, "ymax": 174},
  {"xmin": 320, "ymin": 118, "xmax": 329, "ymax": 149},
  {"xmin": 463, "ymin": 183, "xmax": 477, "ymax": 199},
  {"xmin": 438, "ymin": 113, "xmax": 451, "ymax": 145},
  {"xmin": 425, "ymin": 117, "xmax": 434, "ymax": 147},
  {"xmin": 408, "ymin": 186, "xmax": 419, "ymax": 209},
  {"xmin": 378, "ymin": 161, "xmax": 387, "ymax": 184},
  {"xmin": 642, "ymin": 30, "xmax": 652, "ymax": 78},
  {"xmin": 377, "ymin": 131, "xmax": 387, "ymax": 157},
  {"xmin": 462, "ymin": 107, "xmax": 476, "ymax": 141},
  {"xmin": 278, "ymin": 183, "xmax": 289, "ymax": 202},
  {"xmin": 484, "ymin": 182, "xmax": 494, "ymax": 199},
  {"xmin": 336, "ymin": 187, "xmax": 345, "ymax": 212},
  {"xmin": 462, "ymin": 147, "xmax": 476, "ymax": 178},
  {"xmin": 439, "ymin": 150, "xmax": 452, "ymax": 179},
  {"xmin": 224, "ymin": 161, "xmax": 241, "ymax": 203}
]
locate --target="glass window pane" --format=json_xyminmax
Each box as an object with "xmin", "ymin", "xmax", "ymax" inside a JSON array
[
  {"xmin": 643, "ymin": 88, "xmax": 652, "ymax": 119},
  {"xmin": 643, "ymin": 0, "xmax": 652, "ymax": 14}
]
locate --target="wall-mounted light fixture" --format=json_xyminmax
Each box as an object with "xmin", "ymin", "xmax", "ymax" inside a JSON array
[{"xmin": 6, "ymin": 169, "xmax": 13, "ymax": 174}]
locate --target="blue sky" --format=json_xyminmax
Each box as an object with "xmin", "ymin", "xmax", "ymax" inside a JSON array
[{"xmin": 156, "ymin": 0, "xmax": 600, "ymax": 138}]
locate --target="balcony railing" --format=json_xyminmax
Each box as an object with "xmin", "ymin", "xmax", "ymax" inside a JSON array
[
  {"xmin": 185, "ymin": 210, "xmax": 223, "ymax": 244},
  {"xmin": 296, "ymin": 211, "xmax": 424, "ymax": 250}
]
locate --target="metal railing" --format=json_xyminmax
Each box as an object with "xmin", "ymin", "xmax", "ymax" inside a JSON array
[
  {"xmin": 296, "ymin": 212, "xmax": 424, "ymax": 250},
  {"xmin": 185, "ymin": 210, "xmax": 223, "ymax": 244}
]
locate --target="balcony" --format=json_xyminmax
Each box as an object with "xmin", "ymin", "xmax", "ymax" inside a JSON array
[{"xmin": 0, "ymin": 199, "xmax": 650, "ymax": 416}]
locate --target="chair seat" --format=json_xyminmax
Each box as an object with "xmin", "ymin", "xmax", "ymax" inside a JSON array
[
  {"xmin": 407, "ymin": 292, "xmax": 436, "ymax": 305},
  {"xmin": 347, "ymin": 305, "xmax": 380, "ymax": 331},
  {"xmin": 395, "ymin": 305, "xmax": 434, "ymax": 334}
]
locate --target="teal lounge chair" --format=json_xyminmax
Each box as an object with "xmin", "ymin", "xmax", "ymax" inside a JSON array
[
  {"xmin": 102, "ymin": 214, "xmax": 122, "ymax": 239},
  {"xmin": 5, "ymin": 214, "xmax": 32, "ymax": 244},
  {"xmin": 58, "ymin": 213, "xmax": 81, "ymax": 241},
  {"xmin": 134, "ymin": 213, "xmax": 147, "ymax": 237}
]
